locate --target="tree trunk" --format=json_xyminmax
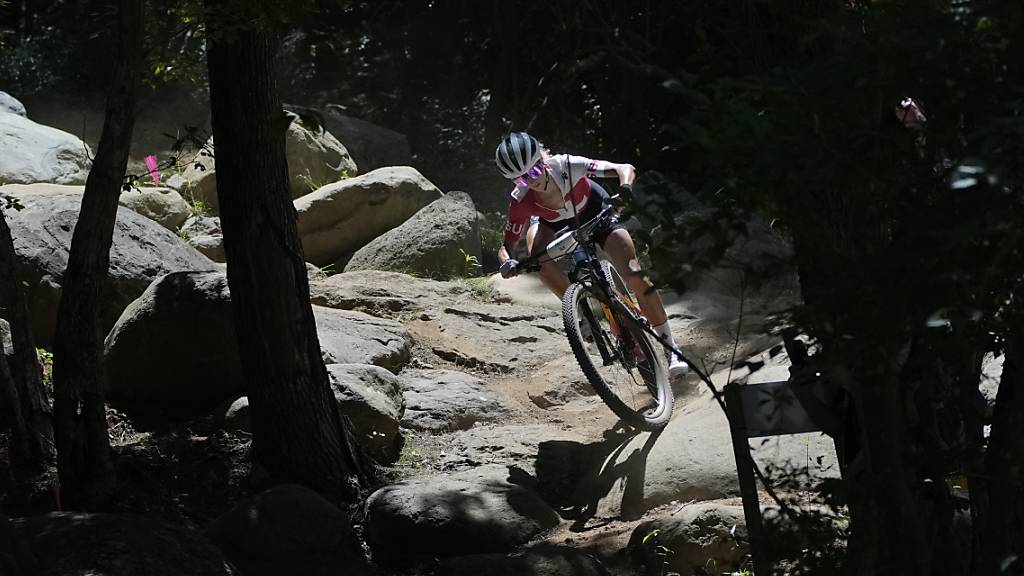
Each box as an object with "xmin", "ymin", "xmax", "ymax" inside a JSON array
[
  {"xmin": 0, "ymin": 351, "xmax": 29, "ymax": 466},
  {"xmin": 0, "ymin": 204, "xmax": 53, "ymax": 472},
  {"xmin": 51, "ymin": 0, "xmax": 142, "ymax": 510},
  {"xmin": 205, "ymin": 4, "xmax": 369, "ymax": 504}
]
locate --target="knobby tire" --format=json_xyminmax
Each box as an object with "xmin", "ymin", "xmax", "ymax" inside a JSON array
[{"xmin": 562, "ymin": 282, "xmax": 673, "ymax": 430}]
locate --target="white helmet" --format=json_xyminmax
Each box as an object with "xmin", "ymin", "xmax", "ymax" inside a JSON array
[{"xmin": 494, "ymin": 132, "xmax": 541, "ymax": 179}]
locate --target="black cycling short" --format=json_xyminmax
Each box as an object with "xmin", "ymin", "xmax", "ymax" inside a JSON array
[{"xmin": 536, "ymin": 179, "xmax": 624, "ymax": 248}]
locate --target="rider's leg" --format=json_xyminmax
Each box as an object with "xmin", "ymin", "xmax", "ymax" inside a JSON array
[
  {"xmin": 531, "ymin": 223, "xmax": 571, "ymax": 299},
  {"xmin": 602, "ymin": 228, "xmax": 668, "ymax": 326},
  {"xmin": 603, "ymin": 228, "xmax": 688, "ymax": 374}
]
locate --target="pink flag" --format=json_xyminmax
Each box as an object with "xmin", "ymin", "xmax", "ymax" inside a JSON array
[{"xmin": 144, "ymin": 154, "xmax": 160, "ymax": 185}]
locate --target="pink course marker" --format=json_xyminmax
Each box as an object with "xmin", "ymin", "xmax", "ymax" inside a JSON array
[{"xmin": 144, "ymin": 154, "xmax": 160, "ymax": 185}]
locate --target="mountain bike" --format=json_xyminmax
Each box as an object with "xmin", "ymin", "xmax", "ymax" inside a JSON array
[{"xmin": 514, "ymin": 200, "xmax": 674, "ymax": 430}]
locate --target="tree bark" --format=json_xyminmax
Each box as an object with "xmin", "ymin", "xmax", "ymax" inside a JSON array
[
  {"xmin": 0, "ymin": 204, "xmax": 53, "ymax": 472},
  {"xmin": 205, "ymin": 4, "xmax": 368, "ymax": 504},
  {"xmin": 51, "ymin": 0, "xmax": 142, "ymax": 510}
]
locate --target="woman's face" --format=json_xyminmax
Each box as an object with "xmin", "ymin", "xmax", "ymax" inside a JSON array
[{"xmin": 515, "ymin": 161, "xmax": 547, "ymax": 190}]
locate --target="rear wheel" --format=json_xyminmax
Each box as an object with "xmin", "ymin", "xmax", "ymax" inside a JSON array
[{"xmin": 562, "ymin": 282, "xmax": 673, "ymax": 430}]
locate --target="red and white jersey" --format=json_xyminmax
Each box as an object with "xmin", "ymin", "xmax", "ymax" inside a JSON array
[{"xmin": 504, "ymin": 154, "xmax": 605, "ymax": 243}]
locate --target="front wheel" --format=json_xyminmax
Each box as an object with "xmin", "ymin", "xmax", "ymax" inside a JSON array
[{"xmin": 562, "ymin": 283, "xmax": 673, "ymax": 430}]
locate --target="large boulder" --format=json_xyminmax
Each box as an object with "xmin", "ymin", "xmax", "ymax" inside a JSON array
[
  {"xmin": 179, "ymin": 215, "xmax": 224, "ymax": 261},
  {"xmin": 117, "ymin": 186, "xmax": 191, "ymax": 231},
  {"xmin": 628, "ymin": 503, "xmax": 748, "ymax": 576},
  {"xmin": 0, "ymin": 92, "xmax": 27, "ymax": 117},
  {"xmin": 205, "ymin": 484, "xmax": 374, "ymax": 576},
  {"xmin": 320, "ymin": 108, "xmax": 412, "ymax": 171},
  {"xmin": 327, "ymin": 363, "xmax": 405, "ymax": 462},
  {"xmin": 216, "ymin": 363, "xmax": 406, "ymax": 463},
  {"xmin": 178, "ymin": 116, "xmax": 357, "ymax": 214},
  {"xmin": 10, "ymin": 512, "xmax": 233, "ymax": 576},
  {"xmin": 104, "ymin": 270, "xmax": 413, "ymax": 427},
  {"xmin": 0, "ymin": 113, "xmax": 92, "ymax": 185},
  {"xmin": 295, "ymin": 166, "xmax": 443, "ymax": 269},
  {"xmin": 345, "ymin": 191, "xmax": 483, "ymax": 279},
  {"xmin": 3, "ymin": 183, "xmax": 190, "ymax": 230},
  {"xmin": 364, "ymin": 464, "xmax": 561, "ymax": 565},
  {"xmin": 1, "ymin": 184, "xmax": 217, "ymax": 345}
]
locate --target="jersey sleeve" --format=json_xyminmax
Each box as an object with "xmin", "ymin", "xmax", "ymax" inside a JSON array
[
  {"xmin": 504, "ymin": 200, "xmax": 530, "ymax": 245},
  {"xmin": 564, "ymin": 155, "xmax": 603, "ymax": 179}
]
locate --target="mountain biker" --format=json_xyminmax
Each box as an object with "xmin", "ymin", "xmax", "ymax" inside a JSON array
[{"xmin": 494, "ymin": 131, "xmax": 688, "ymax": 376}]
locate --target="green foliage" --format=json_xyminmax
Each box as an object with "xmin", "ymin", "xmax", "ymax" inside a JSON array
[
  {"xmin": 641, "ymin": 1, "xmax": 1024, "ymax": 572},
  {"xmin": 187, "ymin": 198, "xmax": 209, "ymax": 218}
]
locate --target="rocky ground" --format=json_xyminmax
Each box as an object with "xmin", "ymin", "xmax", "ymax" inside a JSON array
[{"xmin": 1, "ymin": 90, "xmax": 844, "ymax": 575}]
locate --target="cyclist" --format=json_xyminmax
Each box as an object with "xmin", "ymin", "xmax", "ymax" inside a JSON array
[{"xmin": 494, "ymin": 131, "xmax": 688, "ymax": 376}]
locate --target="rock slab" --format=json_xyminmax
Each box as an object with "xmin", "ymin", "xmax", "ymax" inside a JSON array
[{"xmin": 364, "ymin": 464, "xmax": 561, "ymax": 564}]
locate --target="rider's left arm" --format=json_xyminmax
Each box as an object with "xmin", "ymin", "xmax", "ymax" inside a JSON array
[{"xmin": 590, "ymin": 161, "xmax": 636, "ymax": 187}]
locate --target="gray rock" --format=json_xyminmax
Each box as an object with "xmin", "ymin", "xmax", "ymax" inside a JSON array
[
  {"xmin": 2, "ymin": 183, "xmax": 217, "ymax": 346},
  {"xmin": 398, "ymin": 368, "xmax": 513, "ymax": 432},
  {"xmin": 0, "ymin": 113, "xmax": 92, "ymax": 185},
  {"xmin": 310, "ymin": 270, "xmax": 457, "ymax": 318},
  {"xmin": 315, "ymin": 307, "xmax": 412, "ymax": 371},
  {"xmin": 628, "ymin": 503, "xmax": 748, "ymax": 576},
  {"xmin": 980, "ymin": 352, "xmax": 1002, "ymax": 417},
  {"xmin": 178, "ymin": 118, "xmax": 357, "ymax": 214},
  {"xmin": 117, "ymin": 186, "xmax": 191, "ymax": 231},
  {"xmin": 205, "ymin": 484, "xmax": 373, "ymax": 576},
  {"xmin": 327, "ymin": 363, "xmax": 405, "ymax": 462},
  {"xmin": 180, "ymin": 215, "xmax": 224, "ymax": 262},
  {"xmin": 321, "ymin": 108, "xmax": 412, "ymax": 171},
  {"xmin": 216, "ymin": 396, "xmax": 250, "ymax": 432},
  {"xmin": 432, "ymin": 423, "xmax": 589, "ymax": 475},
  {"xmin": 345, "ymin": 191, "xmax": 483, "ymax": 279},
  {"xmin": 2, "ymin": 182, "xmax": 189, "ymax": 230},
  {"xmin": 164, "ymin": 173, "xmax": 186, "ymax": 191},
  {"xmin": 530, "ymin": 389, "xmax": 839, "ymax": 520},
  {"xmin": 0, "ymin": 92, "xmax": 27, "ymax": 117},
  {"xmin": 310, "ymin": 270, "xmax": 566, "ymax": 373},
  {"xmin": 295, "ymin": 166, "xmax": 442, "ymax": 269},
  {"xmin": 10, "ymin": 512, "xmax": 232, "ymax": 576},
  {"xmin": 0, "ymin": 319, "xmax": 11, "ymax": 356},
  {"xmin": 408, "ymin": 299, "xmax": 566, "ymax": 373},
  {"xmin": 364, "ymin": 464, "xmax": 561, "ymax": 563},
  {"xmin": 104, "ymin": 270, "xmax": 413, "ymax": 427},
  {"xmin": 438, "ymin": 547, "xmax": 611, "ymax": 576}
]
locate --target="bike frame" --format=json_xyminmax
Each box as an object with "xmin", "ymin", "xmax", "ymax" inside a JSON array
[{"xmin": 517, "ymin": 203, "xmax": 686, "ymax": 364}]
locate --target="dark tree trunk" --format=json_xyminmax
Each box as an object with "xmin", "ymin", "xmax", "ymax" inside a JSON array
[
  {"xmin": 0, "ymin": 205, "xmax": 53, "ymax": 472},
  {"xmin": 977, "ymin": 333, "xmax": 1024, "ymax": 574},
  {"xmin": 0, "ymin": 352, "xmax": 29, "ymax": 464},
  {"xmin": 205, "ymin": 4, "xmax": 369, "ymax": 504},
  {"xmin": 51, "ymin": 0, "xmax": 142, "ymax": 510}
]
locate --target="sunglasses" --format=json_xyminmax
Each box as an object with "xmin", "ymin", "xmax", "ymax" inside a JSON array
[{"xmin": 513, "ymin": 162, "xmax": 546, "ymax": 187}]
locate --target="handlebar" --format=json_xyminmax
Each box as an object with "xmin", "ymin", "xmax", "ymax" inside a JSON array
[{"xmin": 507, "ymin": 194, "xmax": 622, "ymax": 276}]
